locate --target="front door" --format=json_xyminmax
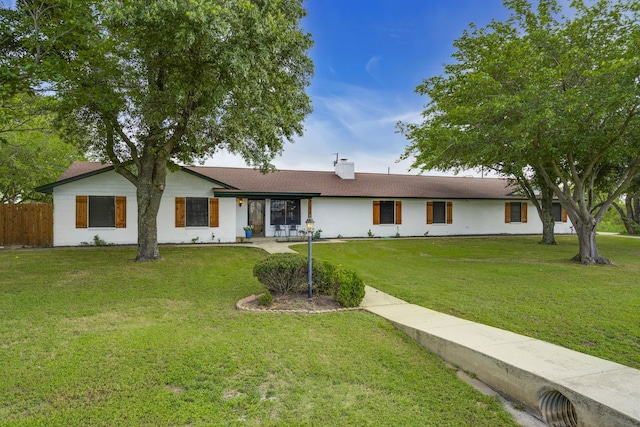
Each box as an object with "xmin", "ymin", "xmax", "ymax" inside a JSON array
[{"xmin": 248, "ymin": 199, "xmax": 265, "ymax": 236}]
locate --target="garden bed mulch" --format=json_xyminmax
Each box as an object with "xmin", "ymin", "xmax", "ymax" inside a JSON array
[{"xmin": 237, "ymin": 292, "xmax": 361, "ymax": 314}]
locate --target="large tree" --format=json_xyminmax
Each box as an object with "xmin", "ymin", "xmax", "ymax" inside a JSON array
[
  {"xmin": 399, "ymin": 0, "xmax": 640, "ymax": 264},
  {"xmin": 0, "ymin": 93, "xmax": 82, "ymax": 203},
  {"xmin": 10, "ymin": 0, "xmax": 313, "ymax": 261}
]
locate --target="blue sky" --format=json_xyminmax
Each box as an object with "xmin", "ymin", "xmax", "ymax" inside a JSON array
[
  {"xmin": 211, "ymin": 0, "xmax": 513, "ymax": 174},
  {"xmin": 2, "ymin": 0, "xmax": 514, "ymax": 174}
]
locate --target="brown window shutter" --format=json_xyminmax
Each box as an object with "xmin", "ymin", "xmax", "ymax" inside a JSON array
[
  {"xmin": 308, "ymin": 199, "xmax": 312, "ymax": 218},
  {"xmin": 395, "ymin": 201, "xmax": 402, "ymax": 224},
  {"xmin": 426, "ymin": 201, "xmax": 433, "ymax": 224},
  {"xmin": 522, "ymin": 202, "xmax": 528, "ymax": 223},
  {"xmin": 505, "ymin": 202, "xmax": 511, "ymax": 223},
  {"xmin": 562, "ymin": 208, "xmax": 567, "ymax": 222},
  {"xmin": 76, "ymin": 196, "xmax": 88, "ymax": 228},
  {"xmin": 175, "ymin": 197, "xmax": 185, "ymax": 227},
  {"xmin": 373, "ymin": 201, "xmax": 380, "ymax": 225},
  {"xmin": 446, "ymin": 201, "xmax": 453, "ymax": 224},
  {"xmin": 115, "ymin": 196, "xmax": 127, "ymax": 228},
  {"xmin": 209, "ymin": 198, "xmax": 219, "ymax": 227}
]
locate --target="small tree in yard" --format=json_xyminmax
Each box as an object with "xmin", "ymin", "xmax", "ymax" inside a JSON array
[
  {"xmin": 8, "ymin": 0, "xmax": 313, "ymax": 261},
  {"xmin": 399, "ymin": 0, "xmax": 640, "ymax": 264}
]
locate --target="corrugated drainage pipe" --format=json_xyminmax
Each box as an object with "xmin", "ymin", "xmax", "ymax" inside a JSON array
[{"xmin": 539, "ymin": 390, "xmax": 578, "ymax": 427}]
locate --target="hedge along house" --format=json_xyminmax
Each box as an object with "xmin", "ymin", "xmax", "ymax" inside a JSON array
[{"xmin": 36, "ymin": 160, "xmax": 573, "ymax": 246}]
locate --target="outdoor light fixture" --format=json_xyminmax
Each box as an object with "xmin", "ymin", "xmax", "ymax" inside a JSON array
[
  {"xmin": 238, "ymin": 198, "xmax": 244, "ymax": 207},
  {"xmin": 305, "ymin": 217, "xmax": 314, "ymax": 300},
  {"xmin": 305, "ymin": 217, "xmax": 314, "ymax": 233}
]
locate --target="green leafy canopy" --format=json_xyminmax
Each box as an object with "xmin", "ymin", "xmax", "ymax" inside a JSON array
[{"xmin": 398, "ymin": 0, "xmax": 640, "ymax": 264}]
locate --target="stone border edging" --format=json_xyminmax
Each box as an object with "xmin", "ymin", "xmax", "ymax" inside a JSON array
[{"xmin": 236, "ymin": 294, "xmax": 362, "ymax": 315}]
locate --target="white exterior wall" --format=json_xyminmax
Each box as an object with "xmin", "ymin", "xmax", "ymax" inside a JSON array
[
  {"xmin": 310, "ymin": 198, "xmax": 574, "ymax": 238},
  {"xmin": 53, "ymin": 172, "xmax": 138, "ymax": 246},
  {"xmin": 52, "ymin": 170, "xmax": 574, "ymax": 246},
  {"xmin": 52, "ymin": 169, "xmax": 239, "ymax": 246}
]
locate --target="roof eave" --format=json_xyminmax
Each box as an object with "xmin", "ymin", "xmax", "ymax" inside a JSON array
[
  {"xmin": 214, "ymin": 190, "xmax": 321, "ymax": 198},
  {"xmin": 181, "ymin": 166, "xmax": 237, "ymax": 189}
]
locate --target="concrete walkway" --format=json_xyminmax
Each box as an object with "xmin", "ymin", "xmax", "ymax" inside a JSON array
[
  {"xmin": 361, "ymin": 286, "xmax": 640, "ymax": 427},
  {"xmin": 246, "ymin": 237, "xmax": 298, "ymax": 254},
  {"xmin": 251, "ymin": 238, "xmax": 640, "ymax": 426}
]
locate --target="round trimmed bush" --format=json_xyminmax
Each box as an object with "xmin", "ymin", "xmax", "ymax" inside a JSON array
[
  {"xmin": 312, "ymin": 259, "xmax": 339, "ymax": 295},
  {"xmin": 253, "ymin": 254, "xmax": 365, "ymax": 308},
  {"xmin": 334, "ymin": 266, "xmax": 365, "ymax": 308},
  {"xmin": 253, "ymin": 253, "xmax": 307, "ymax": 294}
]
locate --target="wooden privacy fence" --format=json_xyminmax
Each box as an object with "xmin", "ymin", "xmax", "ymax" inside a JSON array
[{"xmin": 0, "ymin": 204, "xmax": 53, "ymax": 247}]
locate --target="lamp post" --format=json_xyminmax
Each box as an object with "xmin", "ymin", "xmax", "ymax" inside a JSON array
[{"xmin": 305, "ymin": 217, "xmax": 314, "ymax": 300}]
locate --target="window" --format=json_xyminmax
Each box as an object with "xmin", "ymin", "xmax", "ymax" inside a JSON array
[
  {"xmin": 372, "ymin": 201, "xmax": 402, "ymax": 225},
  {"xmin": 427, "ymin": 201, "xmax": 453, "ymax": 224},
  {"xmin": 552, "ymin": 203, "xmax": 567, "ymax": 222},
  {"xmin": 270, "ymin": 199, "xmax": 301, "ymax": 225},
  {"xmin": 186, "ymin": 197, "xmax": 209, "ymax": 226},
  {"xmin": 380, "ymin": 201, "xmax": 395, "ymax": 224},
  {"xmin": 175, "ymin": 197, "xmax": 219, "ymax": 228},
  {"xmin": 75, "ymin": 195, "xmax": 126, "ymax": 228},
  {"xmin": 505, "ymin": 202, "xmax": 528, "ymax": 223}
]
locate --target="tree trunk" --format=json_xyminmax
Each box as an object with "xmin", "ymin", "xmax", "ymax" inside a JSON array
[
  {"xmin": 134, "ymin": 156, "xmax": 168, "ymax": 262},
  {"xmin": 539, "ymin": 186, "xmax": 556, "ymax": 245},
  {"xmin": 613, "ymin": 202, "xmax": 636, "ymax": 235},
  {"xmin": 625, "ymin": 194, "xmax": 639, "ymax": 234},
  {"xmin": 572, "ymin": 218, "xmax": 613, "ymax": 265}
]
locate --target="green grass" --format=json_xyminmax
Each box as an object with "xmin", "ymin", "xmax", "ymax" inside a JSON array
[
  {"xmin": 295, "ymin": 235, "xmax": 640, "ymax": 369},
  {"xmin": 0, "ymin": 246, "xmax": 517, "ymax": 426}
]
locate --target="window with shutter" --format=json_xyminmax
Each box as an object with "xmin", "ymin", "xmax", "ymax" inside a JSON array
[
  {"xmin": 427, "ymin": 201, "xmax": 452, "ymax": 224},
  {"xmin": 77, "ymin": 195, "xmax": 126, "ymax": 228},
  {"xmin": 506, "ymin": 202, "xmax": 527, "ymax": 223}
]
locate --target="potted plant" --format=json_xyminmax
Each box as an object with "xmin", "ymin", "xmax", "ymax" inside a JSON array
[{"xmin": 243, "ymin": 225, "xmax": 253, "ymax": 239}]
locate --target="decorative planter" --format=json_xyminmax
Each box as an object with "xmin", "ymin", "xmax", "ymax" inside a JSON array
[{"xmin": 245, "ymin": 229, "xmax": 252, "ymax": 239}]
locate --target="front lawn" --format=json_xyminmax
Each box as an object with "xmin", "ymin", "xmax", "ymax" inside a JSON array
[
  {"xmin": 296, "ymin": 235, "xmax": 640, "ymax": 369},
  {"xmin": 0, "ymin": 246, "xmax": 516, "ymax": 426}
]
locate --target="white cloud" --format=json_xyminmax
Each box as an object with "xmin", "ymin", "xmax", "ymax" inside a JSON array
[
  {"xmin": 365, "ymin": 56, "xmax": 381, "ymax": 80},
  {"xmin": 203, "ymin": 78, "xmax": 479, "ymax": 176}
]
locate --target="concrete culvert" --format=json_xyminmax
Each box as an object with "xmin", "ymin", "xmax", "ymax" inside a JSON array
[{"xmin": 539, "ymin": 390, "xmax": 578, "ymax": 427}]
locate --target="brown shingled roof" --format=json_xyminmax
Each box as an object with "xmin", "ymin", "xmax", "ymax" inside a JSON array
[
  {"xmin": 187, "ymin": 166, "xmax": 520, "ymax": 199},
  {"xmin": 58, "ymin": 161, "xmax": 113, "ymax": 181},
  {"xmin": 51, "ymin": 162, "xmax": 521, "ymax": 200}
]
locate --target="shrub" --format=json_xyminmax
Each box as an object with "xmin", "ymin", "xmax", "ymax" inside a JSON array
[
  {"xmin": 258, "ymin": 291, "xmax": 274, "ymax": 306},
  {"xmin": 252, "ymin": 254, "xmax": 366, "ymax": 308},
  {"xmin": 334, "ymin": 267, "xmax": 365, "ymax": 308},
  {"xmin": 253, "ymin": 253, "xmax": 307, "ymax": 294},
  {"xmin": 311, "ymin": 259, "xmax": 339, "ymax": 295}
]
